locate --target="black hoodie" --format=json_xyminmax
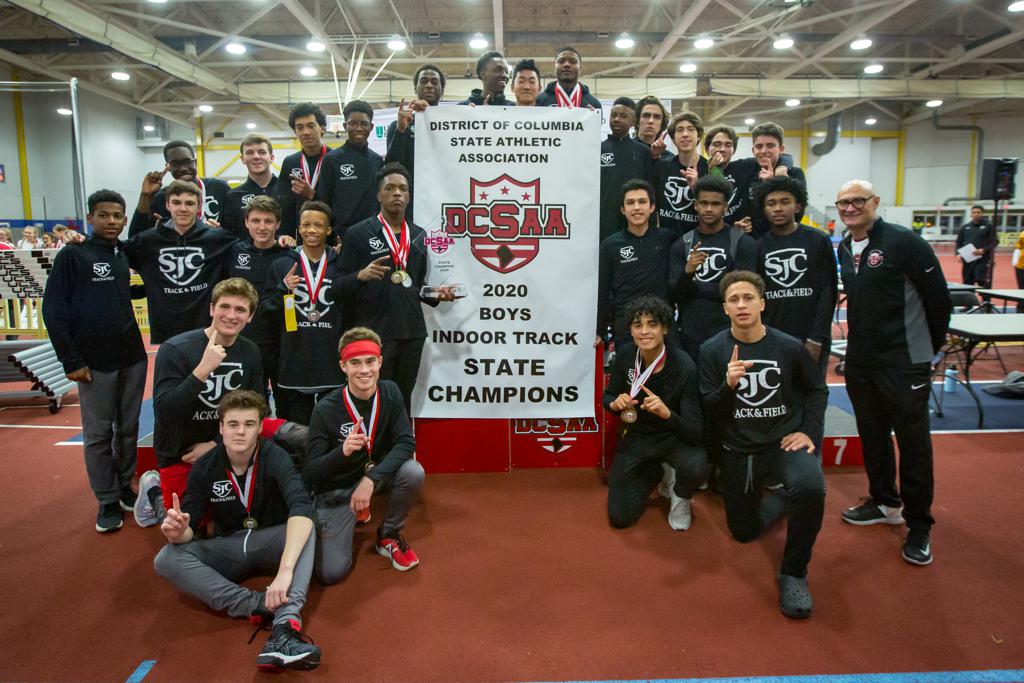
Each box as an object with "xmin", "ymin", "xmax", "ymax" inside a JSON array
[{"xmin": 459, "ymin": 89, "xmax": 517, "ymax": 106}]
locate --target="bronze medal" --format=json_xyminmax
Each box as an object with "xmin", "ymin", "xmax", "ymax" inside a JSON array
[
  {"xmin": 243, "ymin": 516, "xmax": 258, "ymax": 530},
  {"xmin": 621, "ymin": 408, "xmax": 638, "ymax": 424}
]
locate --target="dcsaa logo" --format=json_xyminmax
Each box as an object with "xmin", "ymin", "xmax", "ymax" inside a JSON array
[
  {"xmin": 694, "ymin": 247, "xmax": 728, "ymax": 282},
  {"xmin": 764, "ymin": 248, "xmax": 808, "ymax": 287},
  {"xmin": 212, "ymin": 480, "xmax": 233, "ymax": 498},
  {"xmin": 199, "ymin": 362, "xmax": 245, "ymax": 408},
  {"xmin": 158, "ymin": 246, "xmax": 205, "ymax": 286},
  {"xmin": 92, "ymin": 263, "xmax": 112, "ymax": 278},
  {"xmin": 425, "ymin": 230, "xmax": 454, "ymax": 254},
  {"xmin": 736, "ymin": 360, "xmax": 782, "ymax": 407},
  {"xmin": 619, "ymin": 246, "xmax": 635, "ymax": 260},
  {"xmin": 662, "ymin": 176, "xmax": 694, "ymax": 212}
]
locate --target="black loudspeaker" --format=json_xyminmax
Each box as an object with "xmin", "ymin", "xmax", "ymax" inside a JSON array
[{"xmin": 979, "ymin": 157, "xmax": 1018, "ymax": 201}]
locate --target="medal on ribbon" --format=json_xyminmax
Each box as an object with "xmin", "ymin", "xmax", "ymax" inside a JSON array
[
  {"xmin": 378, "ymin": 212, "xmax": 411, "ymax": 288},
  {"xmin": 299, "ymin": 251, "xmax": 327, "ymax": 322},
  {"xmin": 554, "ymin": 82, "xmax": 582, "ymax": 108},
  {"xmin": 300, "ymin": 145, "xmax": 327, "ymax": 190},
  {"xmin": 226, "ymin": 444, "xmax": 260, "ymax": 531},
  {"xmin": 622, "ymin": 345, "xmax": 666, "ymax": 423},
  {"xmin": 343, "ymin": 387, "xmax": 381, "ymax": 469}
]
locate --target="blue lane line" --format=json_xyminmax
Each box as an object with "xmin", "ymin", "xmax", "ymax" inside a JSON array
[
  {"xmin": 124, "ymin": 660, "xmax": 156, "ymax": 683},
  {"xmin": 532, "ymin": 671, "xmax": 1024, "ymax": 683}
]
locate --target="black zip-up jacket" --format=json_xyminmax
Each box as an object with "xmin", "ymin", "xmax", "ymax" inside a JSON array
[
  {"xmin": 654, "ymin": 156, "xmax": 710, "ymax": 238},
  {"xmin": 226, "ymin": 240, "xmax": 291, "ymax": 348},
  {"xmin": 713, "ymin": 154, "xmax": 796, "ymax": 229},
  {"xmin": 303, "ymin": 380, "xmax": 416, "ymax": 493},
  {"xmin": 124, "ymin": 219, "xmax": 237, "ymax": 344},
  {"xmin": 731, "ymin": 160, "xmax": 806, "ymax": 238},
  {"xmin": 597, "ymin": 227, "xmax": 676, "ymax": 338},
  {"xmin": 221, "ymin": 175, "xmax": 280, "ymax": 239},
  {"xmin": 956, "ymin": 219, "xmax": 998, "ymax": 261},
  {"xmin": 277, "ymin": 146, "xmax": 331, "ymax": 239},
  {"xmin": 602, "ymin": 342, "xmax": 703, "ymax": 445},
  {"xmin": 838, "ymin": 218, "xmax": 952, "ymax": 367},
  {"xmin": 599, "ymin": 135, "xmax": 655, "ymax": 242},
  {"xmin": 699, "ymin": 327, "xmax": 827, "ymax": 453},
  {"xmin": 316, "ymin": 142, "xmax": 384, "ymax": 239},
  {"xmin": 458, "ymin": 89, "xmax": 516, "ymax": 106},
  {"xmin": 384, "ymin": 120, "xmax": 417, "ymax": 221},
  {"xmin": 336, "ymin": 216, "xmax": 439, "ymax": 340},
  {"xmin": 181, "ymin": 439, "xmax": 313, "ymax": 537},
  {"xmin": 534, "ymin": 81, "xmax": 603, "ymax": 110},
  {"xmin": 127, "ymin": 177, "xmax": 230, "ymax": 237},
  {"xmin": 153, "ymin": 328, "xmax": 264, "ymax": 468},
  {"xmin": 757, "ymin": 225, "xmax": 838, "ymax": 346},
  {"xmin": 633, "ymin": 136, "xmax": 674, "ymax": 162},
  {"xmin": 43, "ymin": 234, "xmax": 146, "ymax": 374}
]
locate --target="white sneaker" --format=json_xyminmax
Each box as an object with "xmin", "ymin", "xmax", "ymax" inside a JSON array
[
  {"xmin": 657, "ymin": 464, "xmax": 676, "ymax": 499},
  {"xmin": 668, "ymin": 495, "xmax": 693, "ymax": 531},
  {"xmin": 134, "ymin": 470, "xmax": 164, "ymax": 528}
]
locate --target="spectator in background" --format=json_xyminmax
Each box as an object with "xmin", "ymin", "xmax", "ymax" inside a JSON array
[
  {"xmin": 0, "ymin": 227, "xmax": 14, "ymax": 248},
  {"xmin": 1013, "ymin": 230, "xmax": 1024, "ymax": 312},
  {"xmin": 956, "ymin": 205, "xmax": 998, "ymax": 288},
  {"xmin": 42, "ymin": 233, "xmax": 55, "ymax": 249},
  {"xmin": 17, "ymin": 226, "xmax": 44, "ymax": 249}
]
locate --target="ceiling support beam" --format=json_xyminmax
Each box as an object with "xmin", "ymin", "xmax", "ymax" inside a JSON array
[{"xmin": 637, "ymin": 0, "xmax": 714, "ymax": 79}]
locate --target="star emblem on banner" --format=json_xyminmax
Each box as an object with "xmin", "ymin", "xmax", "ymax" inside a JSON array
[{"xmin": 478, "ymin": 191, "xmax": 489, "ymax": 200}]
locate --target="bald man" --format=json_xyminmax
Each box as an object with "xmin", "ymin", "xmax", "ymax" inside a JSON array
[{"xmin": 834, "ymin": 180, "xmax": 951, "ymax": 567}]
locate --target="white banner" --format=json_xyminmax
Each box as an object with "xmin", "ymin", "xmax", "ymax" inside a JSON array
[{"xmin": 411, "ymin": 106, "xmax": 600, "ymax": 418}]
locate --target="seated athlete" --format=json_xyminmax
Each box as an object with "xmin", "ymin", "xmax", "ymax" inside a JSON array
[
  {"xmin": 303, "ymin": 327, "xmax": 423, "ymax": 582},
  {"xmin": 154, "ymin": 390, "xmax": 321, "ymax": 671},
  {"xmin": 698, "ymin": 271, "xmax": 827, "ymax": 619},
  {"xmin": 603, "ymin": 296, "xmax": 707, "ymax": 531}
]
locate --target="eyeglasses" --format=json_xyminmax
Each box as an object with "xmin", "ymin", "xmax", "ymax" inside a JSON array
[{"xmin": 835, "ymin": 195, "xmax": 875, "ymax": 210}]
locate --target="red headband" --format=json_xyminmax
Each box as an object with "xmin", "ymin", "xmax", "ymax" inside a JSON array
[{"xmin": 340, "ymin": 340, "xmax": 382, "ymax": 362}]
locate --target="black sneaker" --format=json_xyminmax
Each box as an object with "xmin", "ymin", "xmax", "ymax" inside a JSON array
[
  {"xmin": 95, "ymin": 501, "xmax": 123, "ymax": 533},
  {"xmin": 841, "ymin": 499, "xmax": 904, "ymax": 526},
  {"xmin": 902, "ymin": 528, "xmax": 933, "ymax": 566},
  {"xmin": 119, "ymin": 485, "xmax": 138, "ymax": 513},
  {"xmin": 256, "ymin": 620, "xmax": 321, "ymax": 671}
]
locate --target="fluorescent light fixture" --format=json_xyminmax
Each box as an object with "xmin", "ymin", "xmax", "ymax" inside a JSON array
[
  {"xmin": 246, "ymin": 122, "xmax": 257, "ymax": 130},
  {"xmin": 744, "ymin": 117, "xmax": 755, "ymax": 125},
  {"xmin": 865, "ymin": 117, "xmax": 877, "ymax": 125},
  {"xmin": 1009, "ymin": 1, "xmax": 1024, "ymax": 11},
  {"xmin": 469, "ymin": 33, "xmax": 488, "ymax": 49},
  {"xmin": 864, "ymin": 63, "xmax": 884, "ymax": 74},
  {"xmin": 926, "ymin": 99, "xmax": 943, "ymax": 108},
  {"xmin": 198, "ymin": 104, "xmax": 213, "ymax": 113},
  {"xmin": 387, "ymin": 35, "xmax": 406, "ymax": 51},
  {"xmin": 56, "ymin": 107, "xmax": 72, "ymax": 116},
  {"xmin": 147, "ymin": 0, "xmax": 167, "ymax": 3},
  {"xmin": 225, "ymin": 41, "xmax": 246, "ymax": 55},
  {"xmin": 679, "ymin": 62, "xmax": 697, "ymax": 73},
  {"xmin": 850, "ymin": 37, "xmax": 872, "ymax": 50},
  {"xmin": 694, "ymin": 36, "xmax": 714, "ymax": 50},
  {"xmin": 300, "ymin": 65, "xmax": 317, "ymax": 77},
  {"xmin": 773, "ymin": 36, "xmax": 794, "ymax": 50},
  {"xmin": 615, "ymin": 34, "xmax": 635, "ymax": 49},
  {"xmin": 785, "ymin": 98, "xmax": 801, "ymax": 107},
  {"xmin": 111, "ymin": 71, "xmax": 130, "ymax": 81},
  {"xmin": 143, "ymin": 124, "xmax": 155, "ymax": 132},
  {"xmin": 306, "ymin": 40, "xmax": 326, "ymax": 52}
]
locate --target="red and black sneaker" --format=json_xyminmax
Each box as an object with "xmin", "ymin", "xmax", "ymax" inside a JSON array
[
  {"xmin": 376, "ymin": 531, "xmax": 420, "ymax": 571},
  {"xmin": 256, "ymin": 619, "xmax": 321, "ymax": 671}
]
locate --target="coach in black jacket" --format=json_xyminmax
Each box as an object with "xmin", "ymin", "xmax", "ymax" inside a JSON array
[{"xmin": 835, "ymin": 180, "xmax": 952, "ymax": 567}]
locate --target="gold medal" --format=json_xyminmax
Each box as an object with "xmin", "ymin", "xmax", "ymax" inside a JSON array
[
  {"xmin": 243, "ymin": 516, "xmax": 258, "ymax": 530},
  {"xmin": 391, "ymin": 269, "xmax": 407, "ymax": 285},
  {"xmin": 621, "ymin": 408, "xmax": 638, "ymax": 424}
]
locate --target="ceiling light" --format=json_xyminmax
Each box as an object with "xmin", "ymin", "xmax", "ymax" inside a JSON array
[
  {"xmin": 865, "ymin": 117, "xmax": 877, "ymax": 125},
  {"xmin": 198, "ymin": 104, "xmax": 213, "ymax": 113},
  {"xmin": 744, "ymin": 117, "xmax": 755, "ymax": 125},
  {"xmin": 850, "ymin": 37, "xmax": 872, "ymax": 50},
  {"xmin": 246, "ymin": 122, "xmax": 257, "ymax": 130},
  {"xmin": 785, "ymin": 98, "xmax": 801, "ymax": 107},
  {"xmin": 469, "ymin": 33, "xmax": 488, "ymax": 50},
  {"xmin": 773, "ymin": 36, "xmax": 794, "ymax": 50},
  {"xmin": 864, "ymin": 63, "xmax": 884, "ymax": 74},
  {"xmin": 387, "ymin": 35, "xmax": 406, "ymax": 51},
  {"xmin": 300, "ymin": 65, "xmax": 317, "ymax": 77},
  {"xmin": 56, "ymin": 107, "xmax": 72, "ymax": 116},
  {"xmin": 143, "ymin": 124, "xmax": 155, "ymax": 132},
  {"xmin": 694, "ymin": 36, "xmax": 714, "ymax": 50},
  {"xmin": 615, "ymin": 34, "xmax": 635, "ymax": 49},
  {"xmin": 111, "ymin": 71, "xmax": 130, "ymax": 81},
  {"xmin": 147, "ymin": 0, "xmax": 167, "ymax": 3},
  {"xmin": 926, "ymin": 99, "xmax": 943, "ymax": 108},
  {"xmin": 1009, "ymin": 1, "xmax": 1024, "ymax": 11},
  {"xmin": 679, "ymin": 62, "xmax": 697, "ymax": 73},
  {"xmin": 225, "ymin": 41, "xmax": 246, "ymax": 55},
  {"xmin": 306, "ymin": 40, "xmax": 325, "ymax": 52}
]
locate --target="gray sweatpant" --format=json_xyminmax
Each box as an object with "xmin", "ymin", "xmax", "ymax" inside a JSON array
[
  {"xmin": 314, "ymin": 458, "xmax": 424, "ymax": 585},
  {"xmin": 154, "ymin": 525, "xmax": 315, "ymax": 628},
  {"xmin": 77, "ymin": 360, "xmax": 147, "ymax": 504}
]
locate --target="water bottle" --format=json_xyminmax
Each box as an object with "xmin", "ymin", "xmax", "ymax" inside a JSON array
[{"xmin": 943, "ymin": 366, "xmax": 958, "ymax": 393}]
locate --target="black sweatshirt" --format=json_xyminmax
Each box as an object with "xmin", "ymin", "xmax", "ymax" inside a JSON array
[
  {"xmin": 669, "ymin": 225, "xmax": 757, "ymax": 347},
  {"xmin": 336, "ymin": 216, "xmax": 439, "ymax": 340},
  {"xmin": 123, "ymin": 219, "xmax": 237, "ymax": 344},
  {"xmin": 602, "ymin": 342, "xmax": 703, "ymax": 445},
  {"xmin": 277, "ymin": 146, "xmax": 331, "ymax": 239},
  {"xmin": 316, "ymin": 142, "xmax": 384, "ymax": 239},
  {"xmin": 384, "ymin": 121, "xmax": 417, "ymax": 222},
  {"xmin": 181, "ymin": 439, "xmax": 313, "ymax": 537},
  {"xmin": 226, "ymin": 240, "xmax": 291, "ymax": 348},
  {"xmin": 152, "ymin": 328, "xmax": 264, "ymax": 468},
  {"xmin": 699, "ymin": 327, "xmax": 827, "ymax": 453},
  {"xmin": 42, "ymin": 234, "xmax": 146, "ymax": 374},
  {"xmin": 599, "ymin": 135, "xmax": 655, "ymax": 243},
  {"xmin": 534, "ymin": 81, "xmax": 603, "ymax": 110},
  {"xmin": 221, "ymin": 175, "xmax": 281, "ymax": 239},
  {"xmin": 459, "ymin": 90, "xmax": 516, "ymax": 106},
  {"xmin": 757, "ymin": 225, "xmax": 838, "ymax": 346},
  {"xmin": 838, "ymin": 218, "xmax": 952, "ymax": 367},
  {"xmin": 303, "ymin": 380, "xmax": 416, "ymax": 493},
  {"xmin": 266, "ymin": 249, "xmax": 355, "ymax": 392},
  {"xmin": 597, "ymin": 226, "xmax": 676, "ymax": 337},
  {"xmin": 127, "ymin": 177, "xmax": 230, "ymax": 237},
  {"xmin": 736, "ymin": 162, "xmax": 807, "ymax": 239},
  {"xmin": 654, "ymin": 156, "xmax": 710, "ymax": 238},
  {"xmin": 633, "ymin": 136, "xmax": 674, "ymax": 162},
  {"xmin": 956, "ymin": 219, "xmax": 998, "ymax": 260}
]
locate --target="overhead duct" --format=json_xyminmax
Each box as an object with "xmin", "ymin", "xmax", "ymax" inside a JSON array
[
  {"xmin": 933, "ymin": 110, "xmax": 984, "ymax": 204},
  {"xmin": 811, "ymin": 112, "xmax": 842, "ymax": 157}
]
